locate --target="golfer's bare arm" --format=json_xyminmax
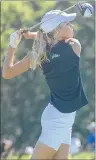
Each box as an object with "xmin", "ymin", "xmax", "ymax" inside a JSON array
[
  {"xmin": 2, "ymin": 34, "xmax": 81, "ymax": 79},
  {"xmin": 23, "ymin": 31, "xmax": 37, "ymax": 39},
  {"xmin": 2, "ymin": 47, "xmax": 31, "ymax": 79},
  {"xmin": 2, "ymin": 32, "xmax": 37, "ymax": 79},
  {"xmin": 71, "ymin": 39, "xmax": 81, "ymax": 57},
  {"xmin": 66, "ymin": 38, "xmax": 81, "ymax": 57}
]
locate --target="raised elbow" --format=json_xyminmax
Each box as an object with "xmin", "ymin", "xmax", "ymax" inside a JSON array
[
  {"xmin": 2, "ymin": 69, "xmax": 12, "ymax": 79},
  {"xmin": 2, "ymin": 73, "xmax": 11, "ymax": 79}
]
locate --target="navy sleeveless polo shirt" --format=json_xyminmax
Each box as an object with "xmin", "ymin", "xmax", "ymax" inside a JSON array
[{"xmin": 41, "ymin": 41, "xmax": 88, "ymax": 113}]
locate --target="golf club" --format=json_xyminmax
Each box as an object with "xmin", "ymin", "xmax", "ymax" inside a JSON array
[{"xmin": 22, "ymin": 1, "xmax": 93, "ymax": 33}]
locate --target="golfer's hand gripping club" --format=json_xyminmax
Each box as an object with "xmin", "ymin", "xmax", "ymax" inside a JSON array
[
  {"xmin": 9, "ymin": 30, "xmax": 23, "ymax": 48},
  {"xmin": 21, "ymin": 29, "xmax": 29, "ymax": 34}
]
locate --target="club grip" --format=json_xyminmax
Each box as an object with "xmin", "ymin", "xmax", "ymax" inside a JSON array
[{"xmin": 21, "ymin": 29, "xmax": 29, "ymax": 34}]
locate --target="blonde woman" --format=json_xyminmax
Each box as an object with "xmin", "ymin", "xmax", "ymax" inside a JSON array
[{"xmin": 2, "ymin": 10, "xmax": 88, "ymax": 159}]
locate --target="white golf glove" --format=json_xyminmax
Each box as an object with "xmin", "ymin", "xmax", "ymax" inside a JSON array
[{"xmin": 9, "ymin": 30, "xmax": 22, "ymax": 48}]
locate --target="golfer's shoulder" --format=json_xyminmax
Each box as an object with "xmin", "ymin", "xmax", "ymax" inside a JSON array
[
  {"xmin": 54, "ymin": 39, "xmax": 81, "ymax": 57},
  {"xmin": 68, "ymin": 38, "xmax": 81, "ymax": 57}
]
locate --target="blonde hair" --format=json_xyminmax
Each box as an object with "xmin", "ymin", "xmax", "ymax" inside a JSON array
[{"xmin": 30, "ymin": 23, "xmax": 63, "ymax": 70}]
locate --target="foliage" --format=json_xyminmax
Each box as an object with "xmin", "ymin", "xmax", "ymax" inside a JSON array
[
  {"xmin": 1, "ymin": 0, "xmax": 95, "ymax": 149},
  {"xmin": 1, "ymin": 152, "xmax": 95, "ymax": 160}
]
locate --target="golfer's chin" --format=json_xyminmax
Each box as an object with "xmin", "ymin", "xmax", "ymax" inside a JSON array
[
  {"xmin": 68, "ymin": 31, "xmax": 74, "ymax": 38},
  {"xmin": 59, "ymin": 32, "xmax": 74, "ymax": 41},
  {"xmin": 65, "ymin": 31, "xmax": 74, "ymax": 39},
  {"xmin": 64, "ymin": 35, "xmax": 74, "ymax": 40}
]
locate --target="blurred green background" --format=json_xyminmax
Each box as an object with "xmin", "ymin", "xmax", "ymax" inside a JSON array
[{"xmin": 1, "ymin": 0, "xmax": 95, "ymax": 158}]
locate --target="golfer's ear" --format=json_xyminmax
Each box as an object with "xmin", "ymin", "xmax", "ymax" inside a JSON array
[{"xmin": 70, "ymin": 39, "xmax": 81, "ymax": 57}]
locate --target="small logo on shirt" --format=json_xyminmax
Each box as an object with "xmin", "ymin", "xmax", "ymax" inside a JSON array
[{"xmin": 51, "ymin": 54, "xmax": 60, "ymax": 59}]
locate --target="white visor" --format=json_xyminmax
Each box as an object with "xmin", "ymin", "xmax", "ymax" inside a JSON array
[{"xmin": 40, "ymin": 10, "xmax": 76, "ymax": 33}]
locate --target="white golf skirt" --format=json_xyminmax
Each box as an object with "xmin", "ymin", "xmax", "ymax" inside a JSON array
[{"xmin": 38, "ymin": 103, "xmax": 76, "ymax": 151}]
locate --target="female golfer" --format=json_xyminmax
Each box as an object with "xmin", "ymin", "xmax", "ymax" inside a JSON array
[{"xmin": 2, "ymin": 10, "xmax": 88, "ymax": 159}]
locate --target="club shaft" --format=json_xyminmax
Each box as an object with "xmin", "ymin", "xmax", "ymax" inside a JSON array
[
  {"xmin": 27, "ymin": 4, "xmax": 77, "ymax": 32},
  {"xmin": 24, "ymin": 0, "xmax": 89, "ymax": 32}
]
